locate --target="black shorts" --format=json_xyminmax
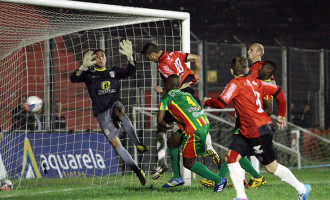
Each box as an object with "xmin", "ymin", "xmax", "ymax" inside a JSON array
[{"xmin": 229, "ymin": 133, "xmax": 276, "ymax": 165}]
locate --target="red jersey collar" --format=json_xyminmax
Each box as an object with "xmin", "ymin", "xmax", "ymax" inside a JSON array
[
  {"xmin": 249, "ymin": 60, "xmax": 262, "ymax": 67},
  {"xmin": 158, "ymin": 52, "xmax": 165, "ymax": 63}
]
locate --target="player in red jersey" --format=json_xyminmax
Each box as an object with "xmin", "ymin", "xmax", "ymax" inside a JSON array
[
  {"xmin": 247, "ymin": 43, "xmax": 277, "ymax": 173},
  {"xmin": 142, "ymin": 43, "xmax": 219, "ymax": 180},
  {"xmin": 203, "ymin": 57, "xmax": 311, "ymax": 200}
]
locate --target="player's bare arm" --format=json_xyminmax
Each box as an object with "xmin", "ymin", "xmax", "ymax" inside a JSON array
[
  {"xmin": 263, "ymin": 99, "xmax": 273, "ymax": 115},
  {"xmin": 157, "ymin": 110, "xmax": 174, "ymax": 129},
  {"xmin": 186, "ymin": 54, "xmax": 201, "ymax": 82}
]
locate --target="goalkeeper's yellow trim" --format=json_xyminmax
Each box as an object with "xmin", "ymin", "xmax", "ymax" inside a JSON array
[{"xmin": 94, "ymin": 67, "xmax": 106, "ymax": 71}]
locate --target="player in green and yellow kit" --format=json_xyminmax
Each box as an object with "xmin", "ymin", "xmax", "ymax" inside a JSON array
[{"xmin": 157, "ymin": 74, "xmax": 227, "ymax": 192}]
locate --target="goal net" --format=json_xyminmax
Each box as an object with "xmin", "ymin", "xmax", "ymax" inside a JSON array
[{"xmin": 0, "ymin": 0, "xmax": 190, "ymax": 188}]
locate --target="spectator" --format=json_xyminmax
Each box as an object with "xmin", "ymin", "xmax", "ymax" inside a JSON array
[
  {"xmin": 298, "ymin": 102, "xmax": 312, "ymax": 128},
  {"xmin": 12, "ymin": 95, "xmax": 35, "ymax": 131},
  {"xmin": 55, "ymin": 101, "xmax": 66, "ymax": 130}
]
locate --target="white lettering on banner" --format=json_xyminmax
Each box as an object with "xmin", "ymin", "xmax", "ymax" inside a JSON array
[
  {"xmin": 48, "ymin": 155, "xmax": 62, "ymax": 178},
  {"xmin": 68, "ymin": 154, "xmax": 78, "ymax": 169},
  {"xmin": 89, "ymin": 148, "xmax": 98, "ymax": 168},
  {"xmin": 82, "ymin": 154, "xmax": 93, "ymax": 169},
  {"xmin": 39, "ymin": 148, "xmax": 105, "ymax": 178},
  {"xmin": 57, "ymin": 155, "xmax": 69, "ymax": 169},
  {"xmin": 96, "ymin": 154, "xmax": 105, "ymax": 168}
]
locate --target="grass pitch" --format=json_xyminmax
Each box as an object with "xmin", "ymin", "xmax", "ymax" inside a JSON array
[{"xmin": 0, "ymin": 168, "xmax": 328, "ymax": 200}]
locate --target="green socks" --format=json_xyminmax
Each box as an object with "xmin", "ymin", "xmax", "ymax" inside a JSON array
[
  {"xmin": 218, "ymin": 157, "xmax": 261, "ymax": 179},
  {"xmin": 191, "ymin": 162, "xmax": 222, "ymax": 184},
  {"xmin": 239, "ymin": 157, "xmax": 261, "ymax": 178},
  {"xmin": 169, "ymin": 148, "xmax": 181, "ymax": 179}
]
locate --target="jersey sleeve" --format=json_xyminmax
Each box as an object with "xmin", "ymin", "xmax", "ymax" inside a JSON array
[
  {"xmin": 158, "ymin": 63, "xmax": 174, "ymax": 79},
  {"xmin": 158, "ymin": 95, "xmax": 170, "ymax": 111},
  {"xmin": 70, "ymin": 70, "xmax": 87, "ymax": 83},
  {"xmin": 261, "ymin": 81, "xmax": 280, "ymax": 96},
  {"xmin": 114, "ymin": 61, "xmax": 136, "ymax": 79},
  {"xmin": 176, "ymin": 51, "xmax": 188, "ymax": 63},
  {"xmin": 219, "ymin": 81, "xmax": 239, "ymax": 105}
]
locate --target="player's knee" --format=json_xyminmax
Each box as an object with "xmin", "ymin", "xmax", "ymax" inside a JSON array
[
  {"xmin": 264, "ymin": 160, "xmax": 278, "ymax": 174},
  {"xmin": 114, "ymin": 107, "xmax": 124, "ymax": 118},
  {"xmin": 167, "ymin": 140, "xmax": 175, "ymax": 149},
  {"xmin": 157, "ymin": 124, "xmax": 168, "ymax": 133},
  {"xmin": 225, "ymin": 150, "xmax": 240, "ymax": 164},
  {"xmin": 183, "ymin": 158, "xmax": 194, "ymax": 169}
]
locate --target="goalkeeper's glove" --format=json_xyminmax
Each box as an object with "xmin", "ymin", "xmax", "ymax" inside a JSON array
[
  {"xmin": 119, "ymin": 39, "xmax": 134, "ymax": 61},
  {"xmin": 79, "ymin": 51, "xmax": 97, "ymax": 71}
]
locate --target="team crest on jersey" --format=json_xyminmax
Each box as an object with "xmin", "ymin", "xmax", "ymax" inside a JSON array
[
  {"xmin": 101, "ymin": 81, "xmax": 111, "ymax": 89},
  {"xmin": 109, "ymin": 71, "xmax": 115, "ymax": 78}
]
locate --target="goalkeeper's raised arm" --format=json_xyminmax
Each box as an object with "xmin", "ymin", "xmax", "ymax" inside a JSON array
[{"xmin": 69, "ymin": 42, "xmax": 148, "ymax": 186}]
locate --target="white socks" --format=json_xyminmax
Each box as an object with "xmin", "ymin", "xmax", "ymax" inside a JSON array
[
  {"xmin": 228, "ymin": 162, "xmax": 247, "ymax": 199},
  {"xmin": 274, "ymin": 163, "xmax": 306, "ymax": 194},
  {"xmin": 250, "ymin": 155, "xmax": 260, "ymax": 173},
  {"xmin": 206, "ymin": 132, "xmax": 214, "ymax": 151},
  {"xmin": 157, "ymin": 132, "xmax": 167, "ymax": 167}
]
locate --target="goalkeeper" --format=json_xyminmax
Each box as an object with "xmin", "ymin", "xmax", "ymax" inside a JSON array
[
  {"xmin": 70, "ymin": 39, "xmax": 148, "ymax": 186},
  {"xmin": 157, "ymin": 74, "xmax": 227, "ymax": 192}
]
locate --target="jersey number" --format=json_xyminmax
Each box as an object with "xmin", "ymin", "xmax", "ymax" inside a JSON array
[
  {"xmin": 253, "ymin": 91, "xmax": 264, "ymax": 113},
  {"xmin": 174, "ymin": 58, "xmax": 184, "ymax": 74},
  {"xmin": 186, "ymin": 95, "xmax": 197, "ymax": 107}
]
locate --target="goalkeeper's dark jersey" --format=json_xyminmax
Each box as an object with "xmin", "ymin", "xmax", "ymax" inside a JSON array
[{"xmin": 70, "ymin": 62, "xmax": 136, "ymax": 116}]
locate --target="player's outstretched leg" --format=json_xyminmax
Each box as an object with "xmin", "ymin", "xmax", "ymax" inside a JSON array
[
  {"xmin": 114, "ymin": 143, "xmax": 146, "ymax": 186},
  {"xmin": 118, "ymin": 113, "xmax": 149, "ymax": 153},
  {"xmin": 153, "ymin": 129, "xmax": 168, "ymax": 180},
  {"xmin": 269, "ymin": 162, "xmax": 311, "ymax": 200},
  {"xmin": 163, "ymin": 147, "xmax": 183, "ymax": 187},
  {"xmin": 185, "ymin": 158, "xmax": 227, "ymax": 192}
]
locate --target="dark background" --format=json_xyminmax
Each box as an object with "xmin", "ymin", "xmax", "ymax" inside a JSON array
[{"xmin": 79, "ymin": 0, "xmax": 329, "ymax": 49}]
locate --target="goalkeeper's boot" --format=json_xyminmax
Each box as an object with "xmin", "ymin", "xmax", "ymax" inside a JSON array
[
  {"xmin": 137, "ymin": 170, "xmax": 146, "ymax": 186},
  {"xmin": 152, "ymin": 165, "xmax": 168, "ymax": 180},
  {"xmin": 200, "ymin": 179, "xmax": 215, "ymax": 187},
  {"xmin": 246, "ymin": 176, "xmax": 266, "ymax": 188},
  {"xmin": 214, "ymin": 178, "xmax": 227, "ymax": 192},
  {"xmin": 136, "ymin": 143, "xmax": 149, "ymax": 153},
  {"xmin": 207, "ymin": 149, "xmax": 220, "ymax": 164},
  {"xmin": 298, "ymin": 184, "xmax": 311, "ymax": 200},
  {"xmin": 163, "ymin": 177, "xmax": 184, "ymax": 188}
]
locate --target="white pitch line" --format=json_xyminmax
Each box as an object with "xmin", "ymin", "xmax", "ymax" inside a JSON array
[{"xmin": 0, "ymin": 187, "xmax": 92, "ymax": 198}]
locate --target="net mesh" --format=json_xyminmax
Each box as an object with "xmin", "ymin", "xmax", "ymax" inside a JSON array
[{"xmin": 0, "ymin": 1, "xmax": 183, "ymax": 188}]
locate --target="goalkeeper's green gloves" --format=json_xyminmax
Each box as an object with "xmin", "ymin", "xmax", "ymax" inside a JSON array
[
  {"xmin": 119, "ymin": 39, "xmax": 134, "ymax": 61},
  {"xmin": 79, "ymin": 51, "xmax": 97, "ymax": 71}
]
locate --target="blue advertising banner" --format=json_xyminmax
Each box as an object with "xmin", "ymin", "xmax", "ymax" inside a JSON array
[{"xmin": 0, "ymin": 133, "xmax": 121, "ymax": 179}]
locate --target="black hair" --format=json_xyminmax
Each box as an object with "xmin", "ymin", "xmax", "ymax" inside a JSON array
[
  {"xmin": 141, "ymin": 43, "xmax": 160, "ymax": 55},
  {"xmin": 166, "ymin": 74, "xmax": 181, "ymax": 89},
  {"xmin": 93, "ymin": 49, "xmax": 105, "ymax": 54},
  {"xmin": 262, "ymin": 60, "xmax": 277, "ymax": 75}
]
